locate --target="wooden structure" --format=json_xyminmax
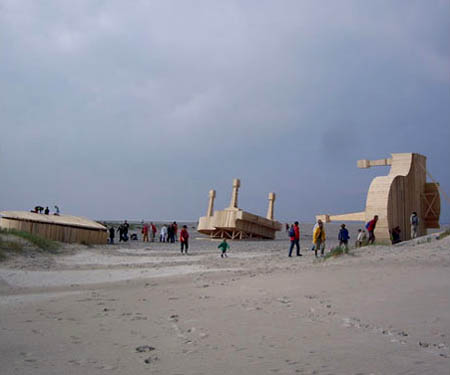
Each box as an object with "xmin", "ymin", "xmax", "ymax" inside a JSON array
[
  {"xmin": 0, "ymin": 211, "xmax": 107, "ymax": 244},
  {"xmin": 316, "ymin": 153, "xmax": 440, "ymax": 242},
  {"xmin": 197, "ymin": 179, "xmax": 282, "ymax": 239}
]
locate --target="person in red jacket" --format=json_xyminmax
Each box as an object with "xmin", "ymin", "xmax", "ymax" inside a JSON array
[
  {"xmin": 288, "ymin": 221, "xmax": 302, "ymax": 257},
  {"xmin": 180, "ymin": 225, "xmax": 189, "ymax": 254},
  {"xmin": 150, "ymin": 222, "xmax": 157, "ymax": 242},
  {"xmin": 141, "ymin": 223, "xmax": 149, "ymax": 242},
  {"xmin": 367, "ymin": 215, "xmax": 378, "ymax": 244}
]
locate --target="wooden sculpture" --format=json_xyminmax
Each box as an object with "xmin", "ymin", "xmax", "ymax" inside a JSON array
[
  {"xmin": 316, "ymin": 153, "xmax": 440, "ymax": 242},
  {"xmin": 197, "ymin": 178, "xmax": 282, "ymax": 239}
]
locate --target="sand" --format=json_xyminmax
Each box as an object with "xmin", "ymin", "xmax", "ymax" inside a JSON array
[{"xmin": 0, "ymin": 224, "xmax": 449, "ymax": 374}]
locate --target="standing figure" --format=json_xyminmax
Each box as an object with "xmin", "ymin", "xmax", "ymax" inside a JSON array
[
  {"xmin": 173, "ymin": 222, "xmax": 178, "ymax": 242},
  {"xmin": 180, "ymin": 225, "xmax": 189, "ymax": 254},
  {"xmin": 142, "ymin": 223, "xmax": 149, "ymax": 242},
  {"xmin": 44, "ymin": 207, "xmax": 50, "ymax": 215},
  {"xmin": 123, "ymin": 220, "xmax": 130, "ymax": 242},
  {"xmin": 410, "ymin": 212, "xmax": 419, "ymax": 239},
  {"xmin": 54, "ymin": 205, "xmax": 60, "ymax": 215},
  {"xmin": 313, "ymin": 220, "xmax": 326, "ymax": 257},
  {"xmin": 109, "ymin": 226, "xmax": 115, "ymax": 244},
  {"xmin": 338, "ymin": 224, "xmax": 350, "ymax": 252},
  {"xmin": 355, "ymin": 229, "xmax": 366, "ymax": 247},
  {"xmin": 151, "ymin": 222, "xmax": 157, "ymax": 242},
  {"xmin": 167, "ymin": 224, "xmax": 174, "ymax": 243},
  {"xmin": 218, "ymin": 238, "xmax": 230, "ymax": 258},
  {"xmin": 160, "ymin": 225, "xmax": 167, "ymax": 242},
  {"xmin": 288, "ymin": 221, "xmax": 301, "ymax": 257},
  {"xmin": 366, "ymin": 215, "xmax": 378, "ymax": 244}
]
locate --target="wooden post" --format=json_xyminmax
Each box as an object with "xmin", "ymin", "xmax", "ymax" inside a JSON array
[
  {"xmin": 206, "ymin": 189, "xmax": 216, "ymax": 217},
  {"xmin": 266, "ymin": 192, "xmax": 276, "ymax": 220},
  {"xmin": 229, "ymin": 178, "xmax": 241, "ymax": 209}
]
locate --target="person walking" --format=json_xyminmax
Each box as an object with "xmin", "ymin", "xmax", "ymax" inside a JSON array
[
  {"xmin": 288, "ymin": 221, "xmax": 301, "ymax": 257},
  {"xmin": 150, "ymin": 222, "xmax": 157, "ymax": 242},
  {"xmin": 338, "ymin": 224, "xmax": 350, "ymax": 252},
  {"xmin": 180, "ymin": 225, "xmax": 189, "ymax": 254},
  {"xmin": 313, "ymin": 220, "xmax": 326, "ymax": 257},
  {"xmin": 410, "ymin": 212, "xmax": 419, "ymax": 239},
  {"xmin": 218, "ymin": 238, "xmax": 230, "ymax": 258},
  {"xmin": 366, "ymin": 215, "xmax": 378, "ymax": 244},
  {"xmin": 142, "ymin": 223, "xmax": 149, "ymax": 242}
]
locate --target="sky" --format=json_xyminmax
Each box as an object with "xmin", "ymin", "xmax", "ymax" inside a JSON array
[{"xmin": 1, "ymin": 0, "xmax": 449, "ymax": 223}]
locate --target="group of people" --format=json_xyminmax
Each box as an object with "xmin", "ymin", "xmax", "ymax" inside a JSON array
[
  {"xmin": 158, "ymin": 222, "xmax": 179, "ymax": 243},
  {"xmin": 287, "ymin": 211, "xmax": 421, "ymax": 257},
  {"xmin": 287, "ymin": 214, "xmax": 380, "ymax": 258},
  {"xmin": 141, "ymin": 222, "xmax": 157, "ymax": 242},
  {"xmin": 32, "ymin": 205, "xmax": 60, "ymax": 215},
  {"xmin": 287, "ymin": 220, "xmax": 328, "ymax": 258}
]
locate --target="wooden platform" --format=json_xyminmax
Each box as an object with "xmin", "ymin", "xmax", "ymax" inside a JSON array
[{"xmin": 0, "ymin": 211, "xmax": 107, "ymax": 244}]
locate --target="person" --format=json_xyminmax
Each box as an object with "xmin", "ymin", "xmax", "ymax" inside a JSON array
[
  {"xmin": 44, "ymin": 206, "xmax": 50, "ymax": 215},
  {"xmin": 160, "ymin": 225, "xmax": 167, "ymax": 242},
  {"xmin": 338, "ymin": 224, "xmax": 350, "ymax": 252},
  {"xmin": 285, "ymin": 223, "xmax": 289, "ymax": 232},
  {"xmin": 173, "ymin": 222, "xmax": 178, "ymax": 242},
  {"xmin": 142, "ymin": 223, "xmax": 149, "ymax": 242},
  {"xmin": 355, "ymin": 229, "xmax": 367, "ymax": 247},
  {"xmin": 117, "ymin": 223, "xmax": 129, "ymax": 242},
  {"xmin": 410, "ymin": 212, "xmax": 419, "ymax": 239},
  {"xmin": 123, "ymin": 220, "xmax": 130, "ymax": 241},
  {"xmin": 313, "ymin": 220, "xmax": 326, "ymax": 257},
  {"xmin": 180, "ymin": 225, "xmax": 189, "ymax": 254},
  {"xmin": 288, "ymin": 221, "xmax": 301, "ymax": 257},
  {"xmin": 366, "ymin": 215, "xmax": 378, "ymax": 244},
  {"xmin": 150, "ymin": 222, "xmax": 157, "ymax": 242},
  {"xmin": 54, "ymin": 205, "xmax": 60, "ymax": 216},
  {"xmin": 218, "ymin": 238, "xmax": 230, "ymax": 258},
  {"xmin": 391, "ymin": 226, "xmax": 401, "ymax": 244},
  {"xmin": 109, "ymin": 226, "xmax": 115, "ymax": 244},
  {"xmin": 167, "ymin": 224, "xmax": 174, "ymax": 243}
]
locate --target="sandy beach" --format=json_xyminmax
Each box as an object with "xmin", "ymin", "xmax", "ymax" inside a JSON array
[{"xmin": 1, "ymin": 224, "xmax": 449, "ymax": 375}]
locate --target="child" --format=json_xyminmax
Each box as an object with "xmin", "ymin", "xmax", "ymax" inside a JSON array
[{"xmin": 218, "ymin": 238, "xmax": 230, "ymax": 258}]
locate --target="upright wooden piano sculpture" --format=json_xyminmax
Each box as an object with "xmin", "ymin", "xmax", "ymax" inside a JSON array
[
  {"xmin": 316, "ymin": 153, "xmax": 440, "ymax": 242},
  {"xmin": 197, "ymin": 179, "xmax": 282, "ymax": 239}
]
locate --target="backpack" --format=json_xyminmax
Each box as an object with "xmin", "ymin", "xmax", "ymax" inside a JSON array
[
  {"xmin": 288, "ymin": 227, "xmax": 295, "ymax": 237},
  {"xmin": 365, "ymin": 221, "xmax": 370, "ymax": 230}
]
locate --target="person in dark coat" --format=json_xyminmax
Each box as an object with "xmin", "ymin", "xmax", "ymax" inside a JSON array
[
  {"xmin": 109, "ymin": 226, "xmax": 115, "ymax": 244},
  {"xmin": 338, "ymin": 224, "xmax": 350, "ymax": 252}
]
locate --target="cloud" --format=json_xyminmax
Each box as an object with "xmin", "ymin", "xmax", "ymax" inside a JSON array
[{"xmin": 0, "ymin": 1, "xmax": 449, "ymax": 222}]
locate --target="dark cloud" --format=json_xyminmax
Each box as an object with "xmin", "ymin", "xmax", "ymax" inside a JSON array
[{"xmin": 0, "ymin": 1, "xmax": 449, "ymax": 223}]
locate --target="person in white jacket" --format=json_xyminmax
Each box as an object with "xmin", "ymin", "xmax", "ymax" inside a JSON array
[{"xmin": 160, "ymin": 225, "xmax": 168, "ymax": 242}]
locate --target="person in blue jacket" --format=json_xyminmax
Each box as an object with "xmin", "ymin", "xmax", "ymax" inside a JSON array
[{"xmin": 338, "ymin": 224, "xmax": 350, "ymax": 252}]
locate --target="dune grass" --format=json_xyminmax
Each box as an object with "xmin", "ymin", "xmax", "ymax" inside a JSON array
[
  {"xmin": 323, "ymin": 246, "xmax": 353, "ymax": 260},
  {"xmin": 0, "ymin": 228, "xmax": 59, "ymax": 253},
  {"xmin": 437, "ymin": 229, "xmax": 450, "ymax": 240}
]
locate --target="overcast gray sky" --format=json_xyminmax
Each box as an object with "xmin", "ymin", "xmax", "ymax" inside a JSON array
[{"xmin": 1, "ymin": 0, "xmax": 449, "ymax": 223}]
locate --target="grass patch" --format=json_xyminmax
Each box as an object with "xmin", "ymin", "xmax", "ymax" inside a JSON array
[
  {"xmin": 0, "ymin": 229, "xmax": 59, "ymax": 253},
  {"xmin": 323, "ymin": 246, "xmax": 350, "ymax": 260},
  {"xmin": 438, "ymin": 229, "xmax": 450, "ymax": 240},
  {"xmin": 0, "ymin": 235, "xmax": 25, "ymax": 260}
]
